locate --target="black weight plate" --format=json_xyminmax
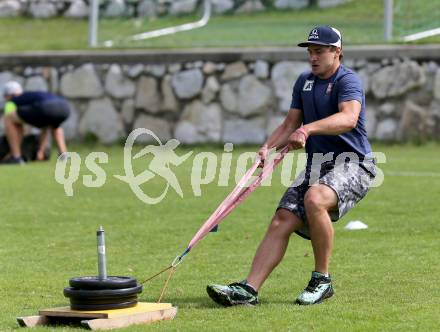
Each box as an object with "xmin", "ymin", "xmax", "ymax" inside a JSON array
[
  {"xmin": 69, "ymin": 276, "xmax": 137, "ymax": 290},
  {"xmin": 65, "ymin": 292, "xmax": 139, "ymax": 301},
  {"xmin": 70, "ymin": 300, "xmax": 138, "ymax": 311},
  {"xmin": 64, "ymin": 285, "xmax": 143, "ymax": 299},
  {"xmin": 69, "ymin": 295, "xmax": 138, "ymax": 305}
]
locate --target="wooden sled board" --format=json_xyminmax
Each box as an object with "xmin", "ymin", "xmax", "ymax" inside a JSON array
[
  {"xmin": 17, "ymin": 315, "xmax": 49, "ymax": 327},
  {"xmin": 82, "ymin": 306, "xmax": 177, "ymax": 330},
  {"xmin": 17, "ymin": 302, "xmax": 177, "ymax": 330},
  {"xmin": 40, "ymin": 302, "xmax": 174, "ymax": 318}
]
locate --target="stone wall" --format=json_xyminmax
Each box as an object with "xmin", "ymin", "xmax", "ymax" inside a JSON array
[
  {"xmin": 1, "ymin": 45, "xmax": 440, "ymax": 144},
  {"xmin": 0, "ymin": 0, "xmax": 351, "ymax": 19}
]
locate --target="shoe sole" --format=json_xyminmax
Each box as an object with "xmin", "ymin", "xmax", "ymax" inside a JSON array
[
  {"xmin": 206, "ymin": 286, "xmax": 233, "ymax": 307},
  {"xmin": 295, "ymin": 287, "xmax": 334, "ymax": 305}
]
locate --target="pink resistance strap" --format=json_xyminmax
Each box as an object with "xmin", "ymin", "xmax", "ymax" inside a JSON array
[{"xmin": 172, "ymin": 146, "xmax": 289, "ymax": 266}]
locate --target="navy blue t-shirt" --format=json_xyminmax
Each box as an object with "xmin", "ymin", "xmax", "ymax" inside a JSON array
[
  {"xmin": 12, "ymin": 91, "xmax": 61, "ymax": 109},
  {"xmin": 290, "ymin": 65, "xmax": 372, "ymax": 158}
]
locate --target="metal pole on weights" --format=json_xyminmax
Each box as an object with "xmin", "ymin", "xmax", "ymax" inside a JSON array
[{"xmin": 97, "ymin": 226, "xmax": 107, "ymax": 280}]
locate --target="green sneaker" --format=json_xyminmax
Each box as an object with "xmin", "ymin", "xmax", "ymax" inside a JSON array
[
  {"xmin": 207, "ymin": 281, "xmax": 259, "ymax": 306},
  {"xmin": 295, "ymin": 272, "xmax": 334, "ymax": 305}
]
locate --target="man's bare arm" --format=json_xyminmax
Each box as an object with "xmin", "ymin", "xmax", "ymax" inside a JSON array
[
  {"xmin": 37, "ymin": 127, "xmax": 50, "ymax": 160},
  {"xmin": 302, "ymin": 100, "xmax": 361, "ymax": 136},
  {"xmin": 264, "ymin": 108, "xmax": 303, "ymax": 149}
]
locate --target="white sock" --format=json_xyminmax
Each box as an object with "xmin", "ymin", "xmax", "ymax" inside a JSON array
[
  {"xmin": 314, "ymin": 271, "xmax": 329, "ymax": 278},
  {"xmin": 242, "ymin": 280, "xmax": 257, "ymax": 293}
]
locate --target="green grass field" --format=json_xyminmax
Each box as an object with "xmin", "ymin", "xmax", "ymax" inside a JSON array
[
  {"xmin": 1, "ymin": 0, "xmax": 439, "ymax": 51},
  {"xmin": 1, "ymin": 143, "xmax": 439, "ymax": 331}
]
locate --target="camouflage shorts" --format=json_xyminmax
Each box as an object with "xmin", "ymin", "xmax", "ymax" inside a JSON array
[{"xmin": 277, "ymin": 159, "xmax": 376, "ymax": 239}]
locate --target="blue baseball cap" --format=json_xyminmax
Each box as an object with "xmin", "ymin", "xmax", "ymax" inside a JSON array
[{"xmin": 298, "ymin": 26, "xmax": 342, "ymax": 48}]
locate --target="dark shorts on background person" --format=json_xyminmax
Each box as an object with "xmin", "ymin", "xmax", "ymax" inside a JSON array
[
  {"xmin": 277, "ymin": 158, "xmax": 376, "ymax": 239},
  {"xmin": 17, "ymin": 99, "xmax": 70, "ymax": 128}
]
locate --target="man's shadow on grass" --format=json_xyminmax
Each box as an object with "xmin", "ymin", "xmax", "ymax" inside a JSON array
[
  {"xmin": 144, "ymin": 296, "xmax": 217, "ymax": 309},
  {"xmin": 161, "ymin": 296, "xmax": 294, "ymax": 309}
]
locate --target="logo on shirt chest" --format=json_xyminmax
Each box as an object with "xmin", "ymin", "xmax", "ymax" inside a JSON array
[
  {"xmin": 326, "ymin": 83, "xmax": 333, "ymax": 95},
  {"xmin": 303, "ymin": 80, "xmax": 314, "ymax": 91}
]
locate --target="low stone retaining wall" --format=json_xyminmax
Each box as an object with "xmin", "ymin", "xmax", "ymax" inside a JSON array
[
  {"xmin": 0, "ymin": 0, "xmax": 351, "ymax": 19},
  {"xmin": 0, "ymin": 45, "xmax": 439, "ymax": 144}
]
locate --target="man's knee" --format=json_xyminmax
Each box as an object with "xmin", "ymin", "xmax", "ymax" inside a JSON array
[
  {"xmin": 4, "ymin": 112, "xmax": 22, "ymax": 125},
  {"xmin": 304, "ymin": 185, "xmax": 337, "ymax": 212},
  {"xmin": 268, "ymin": 209, "xmax": 303, "ymax": 236}
]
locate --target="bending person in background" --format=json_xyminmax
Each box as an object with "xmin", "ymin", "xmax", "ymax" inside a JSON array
[{"xmin": 2, "ymin": 81, "xmax": 70, "ymax": 164}]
